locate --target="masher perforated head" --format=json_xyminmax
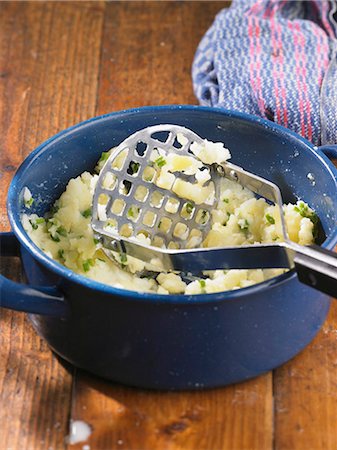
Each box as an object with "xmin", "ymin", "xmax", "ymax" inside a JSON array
[{"xmin": 92, "ymin": 125, "xmax": 290, "ymax": 273}]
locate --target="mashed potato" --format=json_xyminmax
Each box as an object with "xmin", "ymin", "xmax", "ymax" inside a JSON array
[{"xmin": 22, "ymin": 141, "xmax": 318, "ymax": 295}]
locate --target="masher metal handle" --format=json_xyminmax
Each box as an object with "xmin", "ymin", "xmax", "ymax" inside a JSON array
[{"xmin": 292, "ymin": 243, "xmax": 337, "ymax": 298}]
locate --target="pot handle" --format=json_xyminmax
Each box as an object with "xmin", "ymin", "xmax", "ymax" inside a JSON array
[
  {"xmin": 0, "ymin": 231, "xmax": 68, "ymax": 317},
  {"xmin": 318, "ymin": 145, "xmax": 337, "ymax": 159}
]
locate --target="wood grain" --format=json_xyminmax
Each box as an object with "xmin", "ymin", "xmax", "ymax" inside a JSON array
[
  {"xmin": 274, "ymin": 302, "xmax": 337, "ymax": 450},
  {"xmin": 0, "ymin": 2, "xmax": 105, "ymax": 449},
  {"xmin": 69, "ymin": 371, "xmax": 272, "ymax": 450},
  {"xmin": 1, "ymin": 2, "xmax": 337, "ymax": 450}
]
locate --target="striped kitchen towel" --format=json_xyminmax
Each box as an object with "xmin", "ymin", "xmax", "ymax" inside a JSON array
[{"xmin": 192, "ymin": 0, "xmax": 337, "ymax": 146}]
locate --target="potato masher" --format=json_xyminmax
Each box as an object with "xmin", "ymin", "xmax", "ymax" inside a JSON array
[{"xmin": 91, "ymin": 125, "xmax": 337, "ymax": 297}]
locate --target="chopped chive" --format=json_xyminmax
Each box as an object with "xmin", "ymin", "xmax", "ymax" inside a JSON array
[
  {"xmin": 98, "ymin": 151, "xmax": 110, "ymax": 164},
  {"xmin": 154, "ymin": 156, "xmax": 166, "ymax": 168},
  {"xmin": 56, "ymin": 226, "xmax": 67, "ymax": 237},
  {"xmin": 127, "ymin": 207, "xmax": 139, "ymax": 219},
  {"xmin": 266, "ymin": 214, "xmax": 275, "ymax": 224},
  {"xmin": 223, "ymin": 198, "xmax": 229, "ymax": 203},
  {"xmin": 185, "ymin": 202, "xmax": 194, "ymax": 214},
  {"xmin": 130, "ymin": 161, "xmax": 140, "ymax": 174},
  {"xmin": 198, "ymin": 279, "xmax": 206, "ymax": 293},
  {"xmin": 294, "ymin": 202, "xmax": 319, "ymax": 240},
  {"xmin": 83, "ymin": 259, "xmax": 94, "ymax": 272},
  {"xmin": 199, "ymin": 279, "xmax": 206, "ymax": 288},
  {"xmin": 50, "ymin": 204, "xmax": 59, "ymax": 215},
  {"xmin": 200, "ymin": 210, "xmax": 208, "ymax": 224},
  {"xmin": 50, "ymin": 234, "xmax": 60, "ymax": 242},
  {"xmin": 35, "ymin": 218, "xmax": 45, "ymax": 224},
  {"xmin": 25, "ymin": 198, "xmax": 34, "ymax": 208},
  {"xmin": 93, "ymin": 238, "xmax": 100, "ymax": 245},
  {"xmin": 29, "ymin": 220, "xmax": 38, "ymax": 230},
  {"xmin": 58, "ymin": 249, "xmax": 65, "ymax": 260},
  {"xmin": 81, "ymin": 208, "xmax": 92, "ymax": 218},
  {"xmin": 120, "ymin": 253, "xmax": 127, "ymax": 266}
]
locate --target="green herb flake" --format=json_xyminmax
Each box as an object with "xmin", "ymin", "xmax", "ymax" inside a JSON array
[
  {"xmin": 294, "ymin": 202, "xmax": 319, "ymax": 240},
  {"xmin": 29, "ymin": 220, "xmax": 38, "ymax": 230},
  {"xmin": 199, "ymin": 279, "xmax": 206, "ymax": 288},
  {"xmin": 154, "ymin": 156, "xmax": 166, "ymax": 168},
  {"xmin": 81, "ymin": 208, "xmax": 92, "ymax": 218},
  {"xmin": 185, "ymin": 202, "xmax": 194, "ymax": 214},
  {"xmin": 198, "ymin": 279, "xmax": 206, "ymax": 293},
  {"xmin": 56, "ymin": 226, "xmax": 67, "ymax": 237},
  {"xmin": 266, "ymin": 214, "xmax": 275, "ymax": 225},
  {"xmin": 127, "ymin": 208, "xmax": 134, "ymax": 218},
  {"xmin": 50, "ymin": 234, "xmax": 60, "ymax": 242},
  {"xmin": 120, "ymin": 253, "xmax": 127, "ymax": 266},
  {"xmin": 50, "ymin": 204, "xmax": 59, "ymax": 215},
  {"xmin": 93, "ymin": 238, "xmax": 100, "ymax": 245},
  {"xmin": 83, "ymin": 259, "xmax": 94, "ymax": 272},
  {"xmin": 223, "ymin": 198, "xmax": 229, "ymax": 203},
  {"xmin": 130, "ymin": 161, "xmax": 140, "ymax": 174},
  {"xmin": 58, "ymin": 249, "xmax": 65, "ymax": 260},
  {"xmin": 294, "ymin": 201, "xmax": 309, "ymax": 216},
  {"xmin": 35, "ymin": 218, "xmax": 45, "ymax": 224},
  {"xmin": 200, "ymin": 210, "xmax": 208, "ymax": 225},
  {"xmin": 98, "ymin": 151, "xmax": 110, "ymax": 165},
  {"xmin": 25, "ymin": 198, "xmax": 34, "ymax": 208}
]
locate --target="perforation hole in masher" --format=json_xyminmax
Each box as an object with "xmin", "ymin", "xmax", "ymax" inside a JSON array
[
  {"xmin": 195, "ymin": 209, "xmax": 210, "ymax": 226},
  {"xmin": 157, "ymin": 217, "xmax": 172, "ymax": 234},
  {"xmin": 102, "ymin": 172, "xmax": 117, "ymax": 190},
  {"xmin": 142, "ymin": 211, "xmax": 157, "ymax": 227},
  {"xmin": 151, "ymin": 130, "xmax": 171, "ymax": 143},
  {"xmin": 98, "ymin": 193, "xmax": 109, "ymax": 205},
  {"xmin": 150, "ymin": 191, "xmax": 164, "ymax": 208},
  {"xmin": 127, "ymin": 160, "xmax": 141, "ymax": 176},
  {"xmin": 126, "ymin": 205, "xmax": 141, "ymax": 222},
  {"xmin": 119, "ymin": 223, "xmax": 133, "ymax": 238},
  {"xmin": 172, "ymin": 136, "xmax": 184, "ymax": 149},
  {"xmin": 180, "ymin": 201, "xmax": 195, "ymax": 220},
  {"xmin": 152, "ymin": 236, "xmax": 165, "ymax": 248},
  {"xmin": 137, "ymin": 229, "xmax": 151, "ymax": 240},
  {"xmin": 111, "ymin": 148, "xmax": 129, "ymax": 170},
  {"xmin": 119, "ymin": 180, "xmax": 133, "ymax": 196},
  {"xmin": 103, "ymin": 218, "xmax": 118, "ymax": 233},
  {"xmin": 135, "ymin": 141, "xmax": 148, "ymax": 157},
  {"xmin": 111, "ymin": 198, "xmax": 126, "ymax": 216},
  {"xmin": 142, "ymin": 166, "xmax": 156, "ymax": 183},
  {"xmin": 134, "ymin": 185, "xmax": 149, "ymax": 202},
  {"xmin": 165, "ymin": 197, "xmax": 180, "ymax": 214},
  {"xmin": 173, "ymin": 222, "xmax": 189, "ymax": 240},
  {"xmin": 168, "ymin": 241, "xmax": 180, "ymax": 250}
]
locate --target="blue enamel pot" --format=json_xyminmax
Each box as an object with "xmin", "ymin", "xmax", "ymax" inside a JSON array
[{"xmin": 1, "ymin": 105, "xmax": 337, "ymax": 390}]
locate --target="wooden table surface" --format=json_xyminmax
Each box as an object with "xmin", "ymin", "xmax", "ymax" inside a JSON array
[{"xmin": 0, "ymin": 2, "xmax": 336, "ymax": 449}]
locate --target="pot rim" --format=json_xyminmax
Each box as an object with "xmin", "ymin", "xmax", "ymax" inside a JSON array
[{"xmin": 7, "ymin": 104, "xmax": 337, "ymax": 304}]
